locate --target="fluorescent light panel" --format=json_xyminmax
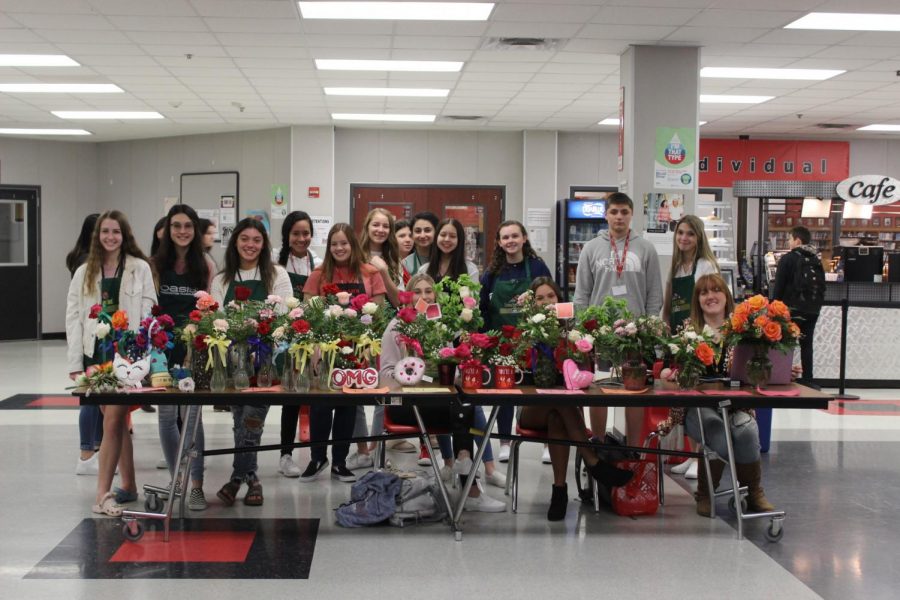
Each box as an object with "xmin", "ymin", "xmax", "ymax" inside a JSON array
[
  {"xmin": 0, "ymin": 83, "xmax": 123, "ymax": 93},
  {"xmin": 701, "ymin": 67, "xmax": 844, "ymax": 80},
  {"xmin": 52, "ymin": 111, "xmax": 164, "ymax": 120},
  {"xmin": 324, "ymin": 87, "xmax": 448, "ymax": 97},
  {"xmin": 0, "ymin": 54, "xmax": 79, "ymax": 67},
  {"xmin": 0, "ymin": 128, "xmax": 91, "ymax": 135},
  {"xmin": 299, "ymin": 2, "xmax": 493, "ymax": 20},
  {"xmin": 801, "ymin": 197, "xmax": 831, "ymax": 218},
  {"xmin": 843, "ymin": 202, "xmax": 873, "ymax": 219},
  {"xmin": 700, "ymin": 94, "xmax": 773, "ymax": 104},
  {"xmin": 315, "ymin": 59, "xmax": 463, "ymax": 72},
  {"xmin": 786, "ymin": 12, "xmax": 900, "ymax": 31},
  {"xmin": 332, "ymin": 113, "xmax": 436, "ymax": 122},
  {"xmin": 858, "ymin": 124, "xmax": 900, "ymax": 132},
  {"xmin": 599, "ymin": 118, "xmax": 706, "ymax": 126}
]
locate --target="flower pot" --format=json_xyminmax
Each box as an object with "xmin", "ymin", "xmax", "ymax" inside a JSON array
[
  {"xmin": 438, "ymin": 363, "xmax": 456, "ymax": 386},
  {"xmin": 729, "ymin": 343, "xmax": 792, "ymax": 386},
  {"xmin": 533, "ymin": 354, "xmax": 558, "ymax": 389},
  {"xmin": 621, "ymin": 361, "xmax": 647, "ymax": 391},
  {"xmin": 460, "ymin": 364, "xmax": 491, "ymax": 389},
  {"xmin": 494, "ymin": 365, "xmax": 524, "ymax": 389}
]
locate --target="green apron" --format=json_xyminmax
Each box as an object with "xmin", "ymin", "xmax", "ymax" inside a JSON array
[
  {"xmin": 488, "ymin": 259, "xmax": 532, "ymax": 329},
  {"xmin": 288, "ymin": 272, "xmax": 308, "ymax": 299},
  {"xmin": 669, "ymin": 260, "xmax": 699, "ymax": 332},
  {"xmin": 225, "ymin": 274, "xmax": 268, "ymax": 303},
  {"xmin": 158, "ymin": 269, "xmax": 200, "ymax": 366},
  {"xmin": 85, "ymin": 274, "xmax": 121, "ymax": 368}
]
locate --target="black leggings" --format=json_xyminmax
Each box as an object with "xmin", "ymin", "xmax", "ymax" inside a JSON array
[
  {"xmin": 281, "ymin": 405, "xmax": 301, "ymax": 456},
  {"xmin": 387, "ymin": 404, "xmax": 474, "ymax": 458}
]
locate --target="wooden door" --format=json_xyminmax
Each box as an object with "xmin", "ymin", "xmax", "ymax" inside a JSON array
[{"xmin": 351, "ymin": 186, "xmax": 427, "ymax": 237}]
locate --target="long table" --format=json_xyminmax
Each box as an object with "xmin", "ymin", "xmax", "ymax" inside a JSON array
[{"xmin": 77, "ymin": 382, "xmax": 834, "ymax": 542}]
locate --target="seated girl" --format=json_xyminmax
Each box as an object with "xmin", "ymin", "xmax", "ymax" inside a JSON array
[
  {"xmin": 379, "ymin": 274, "xmax": 506, "ymax": 512},
  {"xmin": 518, "ymin": 277, "xmax": 634, "ymax": 521},
  {"xmin": 657, "ymin": 273, "xmax": 775, "ymax": 516}
]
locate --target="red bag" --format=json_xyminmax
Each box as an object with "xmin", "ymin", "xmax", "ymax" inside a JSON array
[{"xmin": 610, "ymin": 436, "xmax": 659, "ymax": 517}]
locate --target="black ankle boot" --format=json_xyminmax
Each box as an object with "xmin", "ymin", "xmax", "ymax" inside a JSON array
[
  {"xmin": 589, "ymin": 460, "xmax": 634, "ymax": 488},
  {"xmin": 547, "ymin": 484, "xmax": 568, "ymax": 521}
]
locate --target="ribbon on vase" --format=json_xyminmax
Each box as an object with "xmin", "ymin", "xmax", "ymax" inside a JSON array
[
  {"xmin": 529, "ymin": 342, "xmax": 556, "ymax": 372},
  {"xmin": 247, "ymin": 335, "xmax": 272, "ymax": 370},
  {"xmin": 204, "ymin": 335, "xmax": 231, "ymax": 370},
  {"xmin": 396, "ymin": 334, "xmax": 423, "ymax": 358},
  {"xmin": 288, "ymin": 341, "xmax": 314, "ymax": 374},
  {"xmin": 355, "ymin": 334, "xmax": 382, "ymax": 363},
  {"xmin": 318, "ymin": 339, "xmax": 342, "ymax": 377}
]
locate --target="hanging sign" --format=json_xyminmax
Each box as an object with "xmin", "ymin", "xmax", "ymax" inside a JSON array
[
  {"xmin": 698, "ymin": 139, "xmax": 849, "ymax": 187},
  {"xmin": 654, "ymin": 127, "xmax": 696, "ymax": 190},
  {"xmin": 837, "ymin": 175, "xmax": 900, "ymax": 206}
]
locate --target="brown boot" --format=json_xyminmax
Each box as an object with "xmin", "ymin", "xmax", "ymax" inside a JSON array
[
  {"xmin": 736, "ymin": 461, "xmax": 775, "ymax": 512},
  {"xmin": 695, "ymin": 459, "xmax": 725, "ymax": 517}
]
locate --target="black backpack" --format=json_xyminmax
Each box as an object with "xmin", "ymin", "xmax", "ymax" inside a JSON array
[{"xmin": 791, "ymin": 250, "xmax": 825, "ymax": 315}]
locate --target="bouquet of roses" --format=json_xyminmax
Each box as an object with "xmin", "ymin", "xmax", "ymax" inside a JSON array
[
  {"xmin": 433, "ymin": 274, "xmax": 483, "ymax": 334},
  {"xmin": 87, "ymin": 302, "xmax": 131, "ymax": 363},
  {"xmin": 175, "ymin": 291, "xmax": 230, "ymax": 375},
  {"xmin": 722, "ymin": 295, "xmax": 800, "ymax": 352},
  {"xmin": 489, "ymin": 325, "xmax": 525, "ymax": 367},
  {"xmin": 515, "ymin": 290, "xmax": 562, "ymax": 349},
  {"xmin": 393, "ymin": 290, "xmax": 446, "ymax": 361},
  {"xmin": 665, "ymin": 325, "xmax": 719, "ymax": 389},
  {"xmin": 310, "ymin": 287, "xmax": 387, "ymax": 373}
]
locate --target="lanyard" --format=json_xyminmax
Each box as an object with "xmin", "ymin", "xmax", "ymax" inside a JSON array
[
  {"xmin": 610, "ymin": 231, "xmax": 630, "ymax": 279},
  {"xmin": 289, "ymin": 253, "xmax": 311, "ymax": 275},
  {"xmin": 102, "ymin": 255, "xmax": 124, "ymax": 279}
]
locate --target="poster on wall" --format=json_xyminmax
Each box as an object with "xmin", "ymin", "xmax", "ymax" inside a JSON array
[
  {"xmin": 311, "ymin": 216, "xmax": 333, "ymax": 247},
  {"xmin": 644, "ymin": 192, "xmax": 684, "ymax": 233},
  {"xmin": 246, "ymin": 209, "xmax": 270, "ymax": 234},
  {"xmin": 271, "ymin": 184, "xmax": 288, "ymax": 219},
  {"xmin": 654, "ymin": 127, "xmax": 696, "ymax": 190},
  {"xmin": 197, "ymin": 209, "xmax": 220, "ymax": 242}
]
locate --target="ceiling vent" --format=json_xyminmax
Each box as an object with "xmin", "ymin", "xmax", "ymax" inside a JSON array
[
  {"xmin": 480, "ymin": 37, "xmax": 563, "ymax": 51},
  {"xmin": 816, "ymin": 123, "xmax": 853, "ymax": 129},
  {"xmin": 443, "ymin": 115, "xmax": 486, "ymax": 121}
]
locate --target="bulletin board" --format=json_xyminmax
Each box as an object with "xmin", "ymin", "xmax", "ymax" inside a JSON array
[{"xmin": 179, "ymin": 171, "xmax": 239, "ymax": 266}]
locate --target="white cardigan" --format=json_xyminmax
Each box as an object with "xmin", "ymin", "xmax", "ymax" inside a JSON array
[{"xmin": 65, "ymin": 255, "xmax": 157, "ymax": 374}]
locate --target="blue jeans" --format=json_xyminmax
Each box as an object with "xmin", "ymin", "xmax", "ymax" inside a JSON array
[
  {"xmin": 685, "ymin": 407, "xmax": 760, "ymax": 464},
  {"xmin": 230, "ymin": 404, "xmax": 270, "ymax": 481},
  {"xmin": 437, "ymin": 406, "xmax": 495, "ymax": 463},
  {"xmin": 79, "ymin": 405, "xmax": 103, "ymax": 452},
  {"xmin": 158, "ymin": 405, "xmax": 204, "ymax": 482}
]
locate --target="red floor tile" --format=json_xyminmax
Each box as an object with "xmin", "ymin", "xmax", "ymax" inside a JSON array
[
  {"xmin": 823, "ymin": 399, "xmax": 900, "ymax": 416},
  {"xmin": 27, "ymin": 396, "xmax": 80, "ymax": 407},
  {"xmin": 110, "ymin": 531, "xmax": 256, "ymax": 563}
]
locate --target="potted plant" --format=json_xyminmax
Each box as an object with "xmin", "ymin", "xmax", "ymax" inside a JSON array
[
  {"xmin": 516, "ymin": 290, "xmax": 563, "ymax": 388},
  {"xmin": 722, "ymin": 295, "xmax": 801, "ymax": 388},
  {"xmin": 666, "ymin": 326, "xmax": 718, "ymax": 389}
]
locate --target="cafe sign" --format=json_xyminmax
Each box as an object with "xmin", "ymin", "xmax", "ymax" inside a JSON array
[{"xmin": 837, "ymin": 174, "xmax": 900, "ymax": 206}]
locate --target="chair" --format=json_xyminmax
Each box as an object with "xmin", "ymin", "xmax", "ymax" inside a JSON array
[{"xmin": 377, "ymin": 408, "xmax": 449, "ymax": 470}]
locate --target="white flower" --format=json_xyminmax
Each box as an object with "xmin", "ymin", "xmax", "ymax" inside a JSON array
[
  {"xmin": 460, "ymin": 308, "xmax": 474, "ymax": 322},
  {"xmin": 328, "ymin": 305, "xmax": 344, "ymax": 318},
  {"xmin": 95, "ymin": 322, "xmax": 111, "ymax": 339},
  {"xmin": 227, "ymin": 300, "xmax": 238, "ymax": 309},
  {"xmin": 459, "ymin": 286, "xmax": 471, "ymax": 299},
  {"xmin": 531, "ymin": 313, "xmax": 546, "ymax": 324},
  {"xmin": 266, "ymin": 294, "xmax": 283, "ymax": 306},
  {"xmin": 183, "ymin": 324, "xmax": 197, "ymax": 336},
  {"xmin": 567, "ymin": 330, "xmax": 583, "ymax": 343},
  {"xmin": 213, "ymin": 319, "xmax": 229, "ymax": 333},
  {"xmin": 272, "ymin": 326, "xmax": 286, "ymax": 340},
  {"xmin": 600, "ymin": 325, "xmax": 612, "ymax": 335},
  {"xmin": 362, "ymin": 302, "xmax": 378, "ymax": 315},
  {"xmin": 343, "ymin": 308, "xmax": 358, "ymax": 318},
  {"xmin": 285, "ymin": 296, "xmax": 300, "ymax": 310},
  {"xmin": 625, "ymin": 322, "xmax": 637, "ymax": 335},
  {"xmin": 582, "ymin": 334, "xmax": 595, "ymax": 346},
  {"xmin": 178, "ymin": 377, "xmax": 195, "ymax": 393},
  {"xmin": 614, "ymin": 327, "xmax": 625, "ymax": 336},
  {"xmin": 340, "ymin": 346, "xmax": 353, "ymax": 355},
  {"xmin": 668, "ymin": 343, "xmax": 680, "ymax": 355},
  {"xmin": 684, "ymin": 330, "xmax": 697, "ymax": 341}
]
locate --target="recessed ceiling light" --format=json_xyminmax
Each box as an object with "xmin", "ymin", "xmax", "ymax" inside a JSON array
[
  {"xmin": 0, "ymin": 83, "xmax": 123, "ymax": 93},
  {"xmin": 0, "ymin": 128, "xmax": 91, "ymax": 135},
  {"xmin": 332, "ymin": 113, "xmax": 436, "ymax": 122},
  {"xmin": 324, "ymin": 87, "xmax": 449, "ymax": 97},
  {"xmin": 700, "ymin": 94, "xmax": 773, "ymax": 104},
  {"xmin": 315, "ymin": 59, "xmax": 463, "ymax": 72},
  {"xmin": 700, "ymin": 67, "xmax": 844, "ymax": 80},
  {"xmin": 785, "ymin": 12, "xmax": 900, "ymax": 31},
  {"xmin": 0, "ymin": 54, "xmax": 79, "ymax": 67},
  {"xmin": 858, "ymin": 124, "xmax": 900, "ymax": 132},
  {"xmin": 52, "ymin": 111, "xmax": 164, "ymax": 119},
  {"xmin": 299, "ymin": 2, "xmax": 494, "ymax": 20},
  {"xmin": 699, "ymin": 121, "xmax": 708, "ymax": 126},
  {"xmin": 597, "ymin": 118, "xmax": 619, "ymax": 126}
]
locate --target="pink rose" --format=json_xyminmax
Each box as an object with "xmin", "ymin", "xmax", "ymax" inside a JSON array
[
  {"xmin": 462, "ymin": 296, "xmax": 477, "ymax": 309},
  {"xmin": 289, "ymin": 307, "xmax": 304, "ymax": 319},
  {"xmin": 439, "ymin": 347, "xmax": 456, "ymax": 359},
  {"xmin": 575, "ymin": 339, "xmax": 593, "ymax": 353},
  {"xmin": 343, "ymin": 308, "xmax": 358, "ymax": 318},
  {"xmin": 336, "ymin": 291, "xmax": 351, "ymax": 305}
]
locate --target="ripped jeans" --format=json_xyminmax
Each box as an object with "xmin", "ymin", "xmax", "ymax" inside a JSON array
[{"xmin": 230, "ymin": 404, "xmax": 270, "ymax": 482}]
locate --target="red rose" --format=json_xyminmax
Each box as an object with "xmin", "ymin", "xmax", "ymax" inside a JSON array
[
  {"xmin": 398, "ymin": 307, "xmax": 418, "ymax": 324},
  {"xmin": 322, "ymin": 283, "xmax": 341, "ymax": 296},
  {"xmin": 234, "ymin": 286, "xmax": 252, "ymax": 302},
  {"xmin": 257, "ymin": 320, "xmax": 272, "ymax": 336},
  {"xmin": 189, "ymin": 310, "xmax": 202, "ymax": 322},
  {"xmin": 470, "ymin": 333, "xmax": 498, "ymax": 350},
  {"xmin": 89, "ymin": 304, "xmax": 102, "ymax": 319},
  {"xmin": 583, "ymin": 319, "xmax": 599, "ymax": 332},
  {"xmin": 500, "ymin": 325, "xmax": 517, "ymax": 339},
  {"xmin": 193, "ymin": 336, "xmax": 208, "ymax": 352},
  {"xmin": 499, "ymin": 342, "xmax": 515, "ymax": 356},
  {"xmin": 135, "ymin": 333, "xmax": 147, "ymax": 348},
  {"xmin": 151, "ymin": 304, "xmax": 162, "ymax": 316},
  {"xmin": 157, "ymin": 314, "xmax": 175, "ymax": 329},
  {"xmin": 292, "ymin": 319, "xmax": 311, "ymax": 334},
  {"xmin": 209, "ymin": 302, "xmax": 219, "ymax": 312},
  {"xmin": 398, "ymin": 290, "xmax": 414, "ymax": 305},
  {"xmin": 152, "ymin": 331, "xmax": 169, "ymax": 349},
  {"xmin": 454, "ymin": 343, "xmax": 472, "ymax": 360},
  {"xmin": 350, "ymin": 293, "xmax": 370, "ymax": 311}
]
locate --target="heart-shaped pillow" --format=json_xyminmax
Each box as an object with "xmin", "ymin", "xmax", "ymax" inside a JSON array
[
  {"xmin": 563, "ymin": 359, "xmax": 593, "ymax": 390},
  {"xmin": 394, "ymin": 356, "xmax": 427, "ymax": 386}
]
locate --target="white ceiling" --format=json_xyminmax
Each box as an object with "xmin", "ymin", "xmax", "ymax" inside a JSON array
[{"xmin": 2, "ymin": 0, "xmax": 900, "ymax": 141}]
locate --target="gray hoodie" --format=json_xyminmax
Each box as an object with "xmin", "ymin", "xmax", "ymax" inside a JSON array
[{"xmin": 573, "ymin": 229, "xmax": 663, "ymax": 317}]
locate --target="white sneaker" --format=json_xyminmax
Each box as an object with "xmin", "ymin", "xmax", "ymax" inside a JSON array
[
  {"xmin": 279, "ymin": 455, "xmax": 302, "ymax": 478},
  {"xmin": 76, "ymin": 453, "xmax": 98, "ymax": 475},
  {"xmin": 439, "ymin": 464, "xmax": 454, "ymax": 483},
  {"xmin": 452, "ymin": 456, "xmax": 474, "ymax": 478},
  {"xmin": 346, "ymin": 453, "xmax": 374, "ymax": 471},
  {"xmin": 498, "ymin": 445, "xmax": 511, "ymax": 463},
  {"xmin": 671, "ymin": 458, "xmax": 694, "ymax": 475},
  {"xmin": 156, "ymin": 457, "xmax": 168, "ymax": 470},
  {"xmin": 485, "ymin": 471, "xmax": 507, "ymax": 488},
  {"xmin": 685, "ymin": 459, "xmax": 699, "ymax": 480},
  {"xmin": 541, "ymin": 446, "xmax": 551, "ymax": 464},
  {"xmin": 464, "ymin": 491, "xmax": 506, "ymax": 512}
]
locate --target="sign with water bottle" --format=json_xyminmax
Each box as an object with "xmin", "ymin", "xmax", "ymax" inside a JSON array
[{"xmin": 654, "ymin": 127, "xmax": 696, "ymax": 190}]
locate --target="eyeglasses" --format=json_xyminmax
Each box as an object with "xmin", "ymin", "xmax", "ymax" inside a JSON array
[{"xmin": 170, "ymin": 222, "xmax": 194, "ymax": 231}]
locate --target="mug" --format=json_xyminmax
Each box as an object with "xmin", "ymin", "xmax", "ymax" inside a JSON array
[
  {"xmin": 461, "ymin": 364, "xmax": 492, "ymax": 389},
  {"xmin": 494, "ymin": 365, "xmax": 524, "ymax": 389}
]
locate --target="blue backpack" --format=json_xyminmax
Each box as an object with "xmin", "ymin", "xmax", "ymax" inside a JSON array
[{"xmin": 335, "ymin": 471, "xmax": 402, "ymax": 527}]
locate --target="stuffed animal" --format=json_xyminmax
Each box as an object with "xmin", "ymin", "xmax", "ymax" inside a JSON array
[
  {"xmin": 113, "ymin": 353, "xmax": 151, "ymax": 389},
  {"xmin": 394, "ymin": 356, "xmax": 427, "ymax": 386},
  {"xmin": 562, "ymin": 359, "xmax": 593, "ymax": 390}
]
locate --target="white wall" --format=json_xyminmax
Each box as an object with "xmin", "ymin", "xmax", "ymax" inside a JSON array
[
  {"xmin": 0, "ymin": 138, "xmax": 98, "ymax": 334},
  {"xmin": 290, "ymin": 125, "xmax": 335, "ymax": 256}
]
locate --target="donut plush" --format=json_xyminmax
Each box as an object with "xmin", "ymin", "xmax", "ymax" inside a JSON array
[{"xmin": 394, "ymin": 356, "xmax": 426, "ymax": 386}]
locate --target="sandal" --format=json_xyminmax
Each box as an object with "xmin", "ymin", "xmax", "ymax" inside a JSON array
[
  {"xmin": 113, "ymin": 487, "xmax": 138, "ymax": 504},
  {"xmin": 244, "ymin": 480, "xmax": 264, "ymax": 506},
  {"xmin": 92, "ymin": 492, "xmax": 123, "ymax": 517},
  {"xmin": 216, "ymin": 480, "xmax": 241, "ymax": 507}
]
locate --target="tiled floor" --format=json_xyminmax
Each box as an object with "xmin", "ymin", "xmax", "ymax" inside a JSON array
[{"xmin": 2, "ymin": 340, "xmax": 900, "ymax": 599}]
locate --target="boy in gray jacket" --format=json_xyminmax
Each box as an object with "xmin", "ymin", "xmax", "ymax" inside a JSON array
[{"xmin": 573, "ymin": 192, "xmax": 663, "ymax": 442}]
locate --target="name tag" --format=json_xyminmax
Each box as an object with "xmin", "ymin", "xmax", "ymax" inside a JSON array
[{"xmin": 612, "ymin": 285, "xmax": 627, "ymax": 296}]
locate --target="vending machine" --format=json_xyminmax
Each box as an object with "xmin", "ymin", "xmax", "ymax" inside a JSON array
[{"xmin": 556, "ymin": 197, "xmax": 610, "ymax": 301}]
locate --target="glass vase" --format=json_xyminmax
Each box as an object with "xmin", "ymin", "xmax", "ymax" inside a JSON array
[
  {"xmin": 533, "ymin": 354, "xmax": 558, "ymax": 388},
  {"xmin": 746, "ymin": 344, "xmax": 773, "ymax": 389},
  {"xmin": 210, "ymin": 352, "xmax": 227, "ymax": 393},
  {"xmin": 676, "ymin": 367, "xmax": 700, "ymax": 391},
  {"xmin": 230, "ymin": 343, "xmax": 251, "ymax": 390},
  {"xmin": 295, "ymin": 360, "xmax": 311, "ymax": 393},
  {"xmin": 190, "ymin": 347, "xmax": 212, "ymax": 390},
  {"xmin": 256, "ymin": 354, "xmax": 274, "ymax": 388},
  {"xmin": 621, "ymin": 360, "xmax": 647, "ymax": 391},
  {"xmin": 281, "ymin": 352, "xmax": 296, "ymax": 392}
]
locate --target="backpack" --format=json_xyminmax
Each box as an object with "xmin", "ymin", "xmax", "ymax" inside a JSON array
[
  {"xmin": 334, "ymin": 471, "xmax": 402, "ymax": 528},
  {"xmin": 389, "ymin": 469, "xmax": 448, "ymax": 527},
  {"xmin": 792, "ymin": 250, "xmax": 825, "ymax": 315}
]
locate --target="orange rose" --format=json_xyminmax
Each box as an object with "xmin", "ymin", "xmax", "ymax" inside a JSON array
[
  {"xmin": 762, "ymin": 321, "xmax": 782, "ymax": 342},
  {"xmin": 747, "ymin": 295, "xmax": 768, "ymax": 313},
  {"xmin": 768, "ymin": 300, "xmax": 790, "ymax": 320},
  {"xmin": 731, "ymin": 313, "xmax": 748, "ymax": 333},
  {"xmin": 754, "ymin": 315, "xmax": 769, "ymax": 329},
  {"xmin": 110, "ymin": 310, "xmax": 128, "ymax": 331},
  {"xmin": 695, "ymin": 342, "xmax": 715, "ymax": 366}
]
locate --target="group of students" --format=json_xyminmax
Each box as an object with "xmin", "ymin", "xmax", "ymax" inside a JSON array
[{"xmin": 65, "ymin": 192, "xmax": 778, "ymax": 523}]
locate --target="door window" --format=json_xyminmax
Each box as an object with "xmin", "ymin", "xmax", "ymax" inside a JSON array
[{"xmin": 0, "ymin": 200, "xmax": 27, "ymax": 266}]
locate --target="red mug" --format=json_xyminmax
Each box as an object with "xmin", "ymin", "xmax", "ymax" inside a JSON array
[
  {"xmin": 494, "ymin": 365, "xmax": 524, "ymax": 389},
  {"xmin": 461, "ymin": 364, "xmax": 492, "ymax": 389}
]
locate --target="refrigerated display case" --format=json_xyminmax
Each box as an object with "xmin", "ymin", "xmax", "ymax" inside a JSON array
[{"xmin": 555, "ymin": 188, "xmax": 616, "ymax": 300}]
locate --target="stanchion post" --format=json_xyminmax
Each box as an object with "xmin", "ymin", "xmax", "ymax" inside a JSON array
[{"xmin": 834, "ymin": 297, "xmax": 859, "ymax": 401}]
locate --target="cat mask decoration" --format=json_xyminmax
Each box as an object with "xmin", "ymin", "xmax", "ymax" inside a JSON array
[{"xmin": 113, "ymin": 354, "xmax": 151, "ymax": 389}]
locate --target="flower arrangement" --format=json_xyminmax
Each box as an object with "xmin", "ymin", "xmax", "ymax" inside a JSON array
[
  {"xmin": 721, "ymin": 295, "xmax": 800, "ymax": 386},
  {"xmin": 666, "ymin": 325, "xmax": 719, "ymax": 389},
  {"xmin": 489, "ymin": 325, "xmax": 523, "ymax": 367},
  {"xmin": 433, "ymin": 274, "xmax": 483, "ymax": 334},
  {"xmin": 305, "ymin": 289, "xmax": 387, "ymax": 380},
  {"xmin": 73, "ymin": 361, "xmax": 119, "ymax": 395}
]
